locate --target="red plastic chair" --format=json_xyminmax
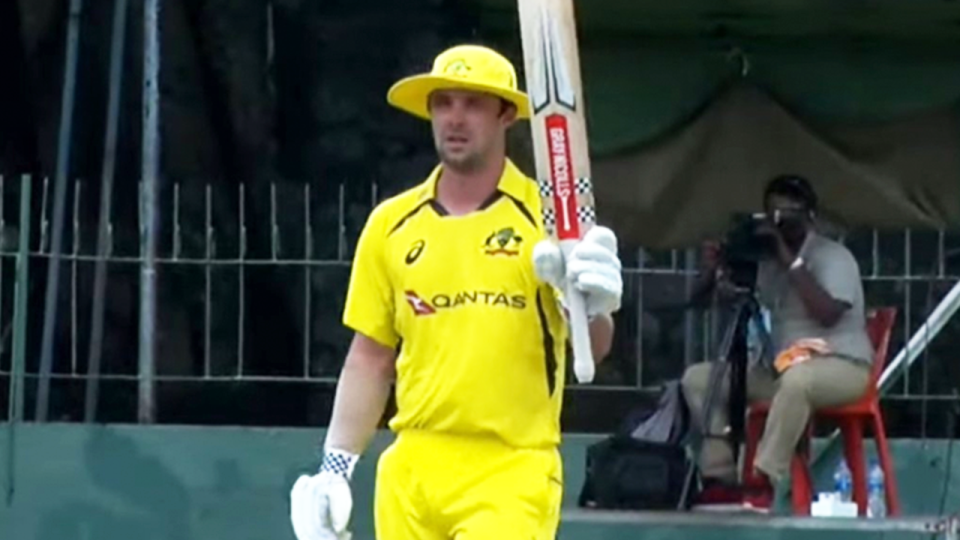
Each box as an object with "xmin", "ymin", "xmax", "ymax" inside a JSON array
[{"xmin": 742, "ymin": 307, "xmax": 901, "ymax": 516}]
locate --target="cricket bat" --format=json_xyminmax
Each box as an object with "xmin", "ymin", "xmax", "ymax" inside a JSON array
[{"xmin": 517, "ymin": 0, "xmax": 598, "ymax": 383}]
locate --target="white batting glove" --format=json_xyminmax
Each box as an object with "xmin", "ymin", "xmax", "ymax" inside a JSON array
[
  {"xmin": 290, "ymin": 448, "xmax": 358, "ymax": 540},
  {"xmin": 533, "ymin": 226, "xmax": 622, "ymax": 317}
]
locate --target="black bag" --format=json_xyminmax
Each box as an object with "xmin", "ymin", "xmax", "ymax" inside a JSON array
[{"xmin": 578, "ymin": 380, "xmax": 692, "ymax": 510}]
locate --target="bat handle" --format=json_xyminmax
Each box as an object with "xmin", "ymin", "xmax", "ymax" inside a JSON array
[{"xmin": 561, "ymin": 240, "xmax": 595, "ymax": 384}]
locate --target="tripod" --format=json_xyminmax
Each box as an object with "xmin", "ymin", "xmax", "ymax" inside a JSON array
[{"xmin": 679, "ymin": 288, "xmax": 774, "ymax": 508}]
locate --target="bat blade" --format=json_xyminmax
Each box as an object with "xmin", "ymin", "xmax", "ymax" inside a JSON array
[{"xmin": 517, "ymin": 0, "xmax": 597, "ymax": 383}]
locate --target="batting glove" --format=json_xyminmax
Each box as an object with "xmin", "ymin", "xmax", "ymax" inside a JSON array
[
  {"xmin": 533, "ymin": 225, "xmax": 623, "ymax": 317},
  {"xmin": 290, "ymin": 448, "xmax": 358, "ymax": 540}
]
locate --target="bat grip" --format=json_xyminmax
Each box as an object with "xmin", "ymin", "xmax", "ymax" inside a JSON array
[{"xmin": 561, "ymin": 240, "xmax": 595, "ymax": 383}]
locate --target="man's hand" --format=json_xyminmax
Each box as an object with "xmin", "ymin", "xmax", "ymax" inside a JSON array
[
  {"xmin": 290, "ymin": 450, "xmax": 358, "ymax": 540},
  {"xmin": 532, "ymin": 226, "xmax": 623, "ymax": 317},
  {"xmin": 701, "ymin": 240, "xmax": 722, "ymax": 274},
  {"xmin": 756, "ymin": 220, "xmax": 797, "ymax": 267}
]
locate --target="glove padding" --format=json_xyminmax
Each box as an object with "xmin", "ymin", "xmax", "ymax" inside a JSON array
[
  {"xmin": 290, "ymin": 464, "xmax": 354, "ymax": 540},
  {"xmin": 533, "ymin": 226, "xmax": 622, "ymax": 317}
]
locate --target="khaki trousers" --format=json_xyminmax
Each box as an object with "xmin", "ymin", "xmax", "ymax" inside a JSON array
[{"xmin": 681, "ymin": 356, "xmax": 870, "ymax": 483}]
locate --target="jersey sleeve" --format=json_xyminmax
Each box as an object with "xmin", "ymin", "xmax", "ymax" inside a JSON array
[{"xmin": 342, "ymin": 205, "xmax": 400, "ymax": 348}]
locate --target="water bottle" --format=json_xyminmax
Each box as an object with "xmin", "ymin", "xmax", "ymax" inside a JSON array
[
  {"xmin": 868, "ymin": 460, "xmax": 887, "ymax": 518},
  {"xmin": 833, "ymin": 459, "xmax": 852, "ymax": 502}
]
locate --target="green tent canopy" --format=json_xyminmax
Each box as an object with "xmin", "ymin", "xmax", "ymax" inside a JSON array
[{"xmin": 471, "ymin": 0, "xmax": 960, "ymax": 248}]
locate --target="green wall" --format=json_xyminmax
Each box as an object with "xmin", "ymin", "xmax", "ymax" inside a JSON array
[{"xmin": 1, "ymin": 424, "xmax": 958, "ymax": 539}]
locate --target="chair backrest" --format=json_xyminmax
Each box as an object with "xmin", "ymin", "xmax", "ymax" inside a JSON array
[{"xmin": 864, "ymin": 307, "xmax": 897, "ymax": 394}]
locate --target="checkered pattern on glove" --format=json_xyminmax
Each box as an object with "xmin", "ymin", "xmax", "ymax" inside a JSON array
[{"xmin": 320, "ymin": 448, "xmax": 359, "ymax": 480}]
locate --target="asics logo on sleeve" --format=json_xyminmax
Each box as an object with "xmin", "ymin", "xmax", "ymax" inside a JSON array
[{"xmin": 405, "ymin": 240, "xmax": 426, "ymax": 265}]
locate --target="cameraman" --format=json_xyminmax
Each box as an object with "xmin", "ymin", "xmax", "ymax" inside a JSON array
[{"xmin": 681, "ymin": 174, "xmax": 874, "ymax": 512}]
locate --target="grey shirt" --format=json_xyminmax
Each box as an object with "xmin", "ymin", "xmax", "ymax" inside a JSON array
[{"xmin": 757, "ymin": 232, "xmax": 874, "ymax": 365}]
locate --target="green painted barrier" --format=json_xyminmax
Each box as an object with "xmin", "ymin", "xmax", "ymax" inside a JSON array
[{"xmin": 1, "ymin": 424, "xmax": 957, "ymax": 539}]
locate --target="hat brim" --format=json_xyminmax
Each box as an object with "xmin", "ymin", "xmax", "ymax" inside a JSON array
[{"xmin": 387, "ymin": 74, "xmax": 531, "ymax": 120}]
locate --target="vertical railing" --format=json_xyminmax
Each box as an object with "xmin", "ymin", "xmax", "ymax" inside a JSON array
[
  {"xmin": 86, "ymin": 0, "xmax": 129, "ymax": 423},
  {"xmin": 139, "ymin": 0, "xmax": 162, "ymax": 423},
  {"xmin": 0, "ymin": 173, "xmax": 957, "ymax": 426},
  {"xmin": 5, "ymin": 175, "xmax": 32, "ymax": 505},
  {"xmin": 36, "ymin": 0, "xmax": 84, "ymax": 423}
]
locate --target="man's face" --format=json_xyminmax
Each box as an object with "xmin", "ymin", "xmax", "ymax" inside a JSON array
[
  {"xmin": 765, "ymin": 193, "xmax": 810, "ymax": 243},
  {"xmin": 428, "ymin": 89, "xmax": 515, "ymax": 173}
]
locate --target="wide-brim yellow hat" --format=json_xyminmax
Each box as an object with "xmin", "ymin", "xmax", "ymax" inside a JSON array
[{"xmin": 387, "ymin": 44, "xmax": 531, "ymax": 120}]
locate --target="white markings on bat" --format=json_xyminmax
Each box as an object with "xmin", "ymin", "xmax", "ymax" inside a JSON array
[
  {"xmin": 529, "ymin": 24, "xmax": 549, "ymax": 112},
  {"xmin": 530, "ymin": 4, "xmax": 577, "ymax": 114}
]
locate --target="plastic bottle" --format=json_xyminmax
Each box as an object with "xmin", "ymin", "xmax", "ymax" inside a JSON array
[
  {"xmin": 833, "ymin": 459, "xmax": 852, "ymax": 502},
  {"xmin": 867, "ymin": 460, "xmax": 887, "ymax": 518}
]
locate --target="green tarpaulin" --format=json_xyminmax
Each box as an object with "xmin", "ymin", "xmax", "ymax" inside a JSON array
[{"xmin": 472, "ymin": 3, "xmax": 960, "ymax": 248}]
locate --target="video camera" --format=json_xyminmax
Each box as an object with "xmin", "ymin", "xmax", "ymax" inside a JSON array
[
  {"xmin": 723, "ymin": 213, "xmax": 777, "ymax": 264},
  {"xmin": 719, "ymin": 209, "xmax": 806, "ymax": 288}
]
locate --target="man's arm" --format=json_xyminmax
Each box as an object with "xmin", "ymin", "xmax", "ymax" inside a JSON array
[
  {"xmin": 787, "ymin": 264, "xmax": 850, "ymax": 328},
  {"xmin": 589, "ymin": 312, "xmax": 614, "ymax": 362},
  {"xmin": 689, "ymin": 267, "xmax": 718, "ymax": 307},
  {"xmin": 324, "ymin": 333, "xmax": 397, "ymax": 455},
  {"xmin": 689, "ymin": 241, "xmax": 721, "ymax": 307},
  {"xmin": 762, "ymin": 222, "xmax": 855, "ymax": 329}
]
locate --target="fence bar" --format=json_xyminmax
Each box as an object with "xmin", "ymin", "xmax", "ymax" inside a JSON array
[
  {"xmin": 303, "ymin": 183, "xmax": 312, "ymax": 378},
  {"xmin": 138, "ymin": 0, "xmax": 162, "ymax": 423},
  {"xmin": 903, "ymin": 229, "xmax": 912, "ymax": 394},
  {"xmin": 38, "ymin": 177, "xmax": 49, "ymax": 253},
  {"xmin": 36, "ymin": 0, "xmax": 84, "ymax": 422},
  {"xmin": 634, "ymin": 248, "xmax": 646, "ymax": 387},
  {"xmin": 70, "ymin": 181, "xmax": 80, "ymax": 375},
  {"xmin": 683, "ymin": 248, "xmax": 696, "ymax": 367},
  {"xmin": 238, "ymin": 184, "xmax": 246, "ymax": 376},
  {"xmin": 204, "ymin": 184, "xmax": 212, "ymax": 377},
  {"xmin": 271, "ymin": 182, "xmax": 279, "ymax": 260},
  {"xmin": 0, "ymin": 176, "xmax": 5, "ymax": 357},
  {"xmin": 6, "ymin": 175, "xmax": 33, "ymax": 505},
  {"xmin": 172, "ymin": 183, "xmax": 180, "ymax": 259},
  {"xmin": 337, "ymin": 183, "xmax": 345, "ymax": 260},
  {"xmin": 85, "ymin": 0, "xmax": 129, "ymax": 423}
]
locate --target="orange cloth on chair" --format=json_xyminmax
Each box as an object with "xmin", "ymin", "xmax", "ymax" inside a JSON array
[{"xmin": 774, "ymin": 338, "xmax": 831, "ymax": 374}]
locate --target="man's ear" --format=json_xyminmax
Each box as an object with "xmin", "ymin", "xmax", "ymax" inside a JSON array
[{"xmin": 500, "ymin": 105, "xmax": 518, "ymax": 128}]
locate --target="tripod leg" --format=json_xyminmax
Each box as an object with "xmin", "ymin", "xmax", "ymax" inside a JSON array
[
  {"xmin": 679, "ymin": 455, "xmax": 699, "ymax": 510},
  {"xmin": 700, "ymin": 302, "xmax": 742, "ymax": 431}
]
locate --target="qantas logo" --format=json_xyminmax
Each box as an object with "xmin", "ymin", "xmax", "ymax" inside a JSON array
[
  {"xmin": 404, "ymin": 290, "xmax": 527, "ymax": 316},
  {"xmin": 405, "ymin": 291, "xmax": 436, "ymax": 316}
]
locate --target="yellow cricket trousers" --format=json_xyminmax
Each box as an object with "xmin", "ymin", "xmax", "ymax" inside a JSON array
[{"xmin": 374, "ymin": 429, "xmax": 563, "ymax": 540}]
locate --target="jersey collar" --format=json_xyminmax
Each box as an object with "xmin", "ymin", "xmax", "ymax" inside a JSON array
[{"xmin": 416, "ymin": 158, "xmax": 528, "ymax": 204}]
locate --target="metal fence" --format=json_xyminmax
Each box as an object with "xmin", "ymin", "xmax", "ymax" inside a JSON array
[{"xmin": 1, "ymin": 173, "xmax": 960, "ymax": 428}]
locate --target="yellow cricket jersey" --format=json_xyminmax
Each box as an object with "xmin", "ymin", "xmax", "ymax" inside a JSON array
[{"xmin": 342, "ymin": 159, "xmax": 569, "ymax": 450}]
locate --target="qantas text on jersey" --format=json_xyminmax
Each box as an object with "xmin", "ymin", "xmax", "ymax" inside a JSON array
[{"xmin": 405, "ymin": 290, "xmax": 527, "ymax": 316}]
